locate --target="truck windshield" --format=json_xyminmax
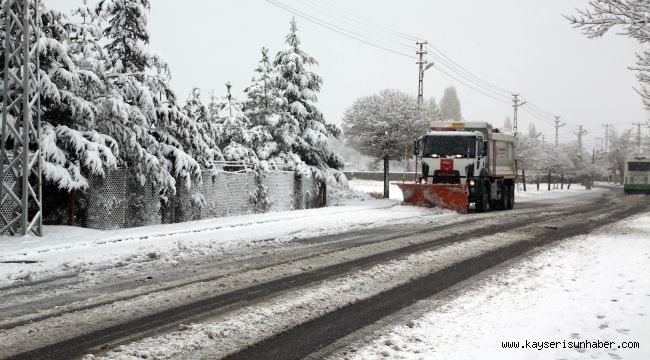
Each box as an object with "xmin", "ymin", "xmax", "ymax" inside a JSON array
[
  {"xmin": 423, "ymin": 136, "xmax": 476, "ymax": 158},
  {"xmin": 628, "ymin": 162, "xmax": 650, "ymax": 171}
]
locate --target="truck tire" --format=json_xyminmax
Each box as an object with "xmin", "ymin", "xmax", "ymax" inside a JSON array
[
  {"xmin": 507, "ymin": 184, "xmax": 515, "ymax": 210},
  {"xmin": 499, "ymin": 184, "xmax": 509, "ymax": 211},
  {"xmin": 476, "ymin": 184, "xmax": 489, "ymax": 213}
]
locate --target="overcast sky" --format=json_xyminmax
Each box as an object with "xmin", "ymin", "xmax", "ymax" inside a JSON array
[{"xmin": 52, "ymin": 0, "xmax": 647, "ymax": 150}]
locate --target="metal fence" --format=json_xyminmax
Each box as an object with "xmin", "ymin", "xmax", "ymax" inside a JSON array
[{"xmin": 79, "ymin": 169, "xmax": 324, "ymax": 230}]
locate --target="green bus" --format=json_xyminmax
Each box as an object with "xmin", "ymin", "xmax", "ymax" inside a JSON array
[{"xmin": 624, "ymin": 155, "xmax": 650, "ymax": 194}]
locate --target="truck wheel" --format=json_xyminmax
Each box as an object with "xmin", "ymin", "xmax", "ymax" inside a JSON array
[
  {"xmin": 507, "ymin": 184, "xmax": 515, "ymax": 210},
  {"xmin": 476, "ymin": 184, "xmax": 489, "ymax": 213},
  {"xmin": 499, "ymin": 185, "xmax": 509, "ymax": 211}
]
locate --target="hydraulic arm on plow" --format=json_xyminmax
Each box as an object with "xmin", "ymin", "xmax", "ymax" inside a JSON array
[{"xmin": 397, "ymin": 122, "xmax": 517, "ymax": 213}]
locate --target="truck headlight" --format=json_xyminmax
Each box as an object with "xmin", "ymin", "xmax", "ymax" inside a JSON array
[{"xmin": 469, "ymin": 179, "xmax": 475, "ymax": 186}]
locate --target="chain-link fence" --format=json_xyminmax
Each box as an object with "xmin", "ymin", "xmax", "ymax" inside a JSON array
[{"xmin": 79, "ymin": 169, "xmax": 324, "ymax": 230}]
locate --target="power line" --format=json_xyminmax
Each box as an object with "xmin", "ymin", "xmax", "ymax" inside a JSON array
[
  {"xmin": 266, "ymin": 0, "xmax": 570, "ymax": 124},
  {"xmin": 427, "ymin": 44, "xmax": 514, "ymax": 96},
  {"xmin": 432, "ymin": 64, "xmax": 512, "ymax": 104},
  {"xmin": 318, "ymin": 0, "xmax": 420, "ymax": 42},
  {"xmin": 286, "ymin": 0, "xmax": 415, "ymax": 53},
  {"xmin": 271, "ymin": 0, "xmax": 515, "ymax": 105},
  {"xmin": 264, "ymin": 0, "xmax": 414, "ymax": 59},
  {"xmin": 426, "ymin": 54, "xmax": 513, "ymax": 101}
]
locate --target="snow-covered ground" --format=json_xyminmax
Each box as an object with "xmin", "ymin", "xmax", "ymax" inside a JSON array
[
  {"xmin": 515, "ymin": 183, "xmax": 595, "ymax": 203},
  {"xmin": 348, "ymin": 179, "xmax": 406, "ymax": 201},
  {"xmin": 334, "ymin": 212, "xmax": 650, "ymax": 360},
  {"xmin": 0, "ymin": 181, "xmax": 604, "ymax": 286},
  {"xmin": 0, "ymin": 197, "xmax": 452, "ymax": 286}
]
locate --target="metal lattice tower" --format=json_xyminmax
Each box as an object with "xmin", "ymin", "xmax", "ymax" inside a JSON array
[{"xmin": 1, "ymin": 0, "xmax": 42, "ymax": 236}]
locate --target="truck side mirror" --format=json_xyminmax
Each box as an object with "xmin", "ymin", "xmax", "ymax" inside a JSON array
[
  {"xmin": 482, "ymin": 141, "xmax": 488, "ymax": 156},
  {"xmin": 413, "ymin": 139, "xmax": 421, "ymax": 156}
]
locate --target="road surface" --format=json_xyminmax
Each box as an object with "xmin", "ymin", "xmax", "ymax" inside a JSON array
[{"xmin": 0, "ymin": 186, "xmax": 647, "ymax": 359}]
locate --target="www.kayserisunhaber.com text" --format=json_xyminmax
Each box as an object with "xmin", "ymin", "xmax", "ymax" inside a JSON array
[{"xmin": 501, "ymin": 340, "xmax": 640, "ymax": 350}]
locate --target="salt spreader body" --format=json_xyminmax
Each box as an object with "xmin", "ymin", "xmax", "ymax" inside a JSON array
[{"xmin": 397, "ymin": 122, "xmax": 518, "ymax": 213}]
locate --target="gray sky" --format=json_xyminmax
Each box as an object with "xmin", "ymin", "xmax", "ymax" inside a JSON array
[{"xmin": 52, "ymin": 0, "xmax": 647, "ymax": 150}]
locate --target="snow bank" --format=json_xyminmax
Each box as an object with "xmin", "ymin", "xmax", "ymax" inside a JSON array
[{"xmin": 341, "ymin": 212, "xmax": 650, "ymax": 360}]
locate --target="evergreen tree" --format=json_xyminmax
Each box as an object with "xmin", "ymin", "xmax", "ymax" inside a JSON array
[
  {"xmin": 245, "ymin": 47, "xmax": 284, "ymax": 124},
  {"xmin": 244, "ymin": 47, "xmax": 300, "ymax": 165},
  {"xmin": 274, "ymin": 18, "xmax": 344, "ymax": 175},
  {"xmin": 1, "ymin": 1, "xmax": 119, "ymax": 191},
  {"xmin": 182, "ymin": 88, "xmax": 223, "ymax": 162},
  {"xmin": 215, "ymin": 83, "xmax": 260, "ymax": 165},
  {"xmin": 440, "ymin": 86, "xmax": 462, "ymax": 121},
  {"xmin": 96, "ymin": 0, "xmax": 213, "ymax": 194}
]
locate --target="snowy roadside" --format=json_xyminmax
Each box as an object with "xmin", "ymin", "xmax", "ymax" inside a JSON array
[
  {"xmin": 515, "ymin": 182, "xmax": 601, "ymax": 203},
  {"xmin": 0, "ymin": 196, "xmax": 453, "ymax": 286},
  {"xmin": 332, "ymin": 212, "xmax": 650, "ymax": 360},
  {"xmin": 347, "ymin": 179, "xmax": 406, "ymax": 201}
]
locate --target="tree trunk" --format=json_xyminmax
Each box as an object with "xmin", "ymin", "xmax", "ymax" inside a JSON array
[
  {"xmin": 383, "ymin": 157, "xmax": 390, "ymax": 199},
  {"xmin": 522, "ymin": 169, "xmax": 527, "ymax": 192},
  {"xmin": 548, "ymin": 172, "xmax": 552, "ymax": 191}
]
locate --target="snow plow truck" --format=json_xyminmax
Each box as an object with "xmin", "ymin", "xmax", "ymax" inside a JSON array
[{"xmin": 397, "ymin": 121, "xmax": 517, "ymax": 213}]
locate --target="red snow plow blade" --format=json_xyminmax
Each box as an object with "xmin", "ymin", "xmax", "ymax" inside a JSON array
[{"xmin": 396, "ymin": 183, "xmax": 469, "ymax": 214}]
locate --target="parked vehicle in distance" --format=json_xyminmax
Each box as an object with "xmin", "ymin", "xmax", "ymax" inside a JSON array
[{"xmin": 624, "ymin": 155, "xmax": 650, "ymax": 194}]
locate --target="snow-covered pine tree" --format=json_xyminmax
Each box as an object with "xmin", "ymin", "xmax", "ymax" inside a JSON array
[
  {"xmin": 215, "ymin": 82, "xmax": 260, "ymax": 166},
  {"xmin": 245, "ymin": 47, "xmax": 284, "ymax": 123},
  {"xmin": 244, "ymin": 47, "xmax": 302, "ymax": 166},
  {"xmin": 0, "ymin": 1, "xmax": 120, "ymax": 191},
  {"xmin": 96, "ymin": 0, "xmax": 213, "ymax": 194},
  {"xmin": 182, "ymin": 88, "xmax": 222, "ymax": 162},
  {"xmin": 273, "ymin": 18, "xmax": 344, "ymax": 179}
]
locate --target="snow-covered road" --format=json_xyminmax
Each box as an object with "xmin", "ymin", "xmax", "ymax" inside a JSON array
[
  {"xmin": 326, "ymin": 209, "xmax": 650, "ymax": 360},
  {"xmin": 1, "ymin": 184, "xmax": 641, "ymax": 360}
]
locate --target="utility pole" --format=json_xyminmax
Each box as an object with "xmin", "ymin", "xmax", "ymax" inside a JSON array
[
  {"xmin": 594, "ymin": 137, "xmax": 603, "ymax": 153},
  {"xmin": 416, "ymin": 41, "xmax": 428, "ymax": 108},
  {"xmin": 553, "ymin": 116, "xmax": 565, "ymax": 148},
  {"xmin": 632, "ymin": 122, "xmax": 643, "ymax": 154},
  {"xmin": 575, "ymin": 125, "xmax": 588, "ymax": 162},
  {"xmin": 602, "ymin": 124, "xmax": 612, "ymax": 153},
  {"xmin": 512, "ymin": 94, "xmax": 526, "ymax": 136},
  {"xmin": 592, "ymin": 148, "xmax": 595, "ymax": 165}
]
